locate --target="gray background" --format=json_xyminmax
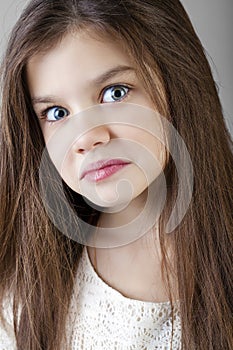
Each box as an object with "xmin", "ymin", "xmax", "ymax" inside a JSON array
[{"xmin": 0, "ymin": 0, "xmax": 232, "ymax": 136}]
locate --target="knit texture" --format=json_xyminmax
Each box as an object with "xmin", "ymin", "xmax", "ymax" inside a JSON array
[
  {"xmin": 65, "ymin": 246, "xmax": 182, "ymax": 349},
  {"xmin": 0, "ymin": 246, "xmax": 181, "ymax": 349}
]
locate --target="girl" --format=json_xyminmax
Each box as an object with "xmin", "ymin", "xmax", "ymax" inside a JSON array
[{"xmin": 0, "ymin": 0, "xmax": 232, "ymax": 349}]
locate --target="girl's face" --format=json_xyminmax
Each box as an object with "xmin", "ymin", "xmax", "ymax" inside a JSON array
[{"xmin": 27, "ymin": 30, "xmax": 167, "ymax": 209}]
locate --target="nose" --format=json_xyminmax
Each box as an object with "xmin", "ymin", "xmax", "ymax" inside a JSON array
[{"xmin": 72, "ymin": 125, "xmax": 111, "ymax": 154}]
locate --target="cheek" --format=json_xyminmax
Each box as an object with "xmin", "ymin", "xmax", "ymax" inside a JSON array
[
  {"xmin": 39, "ymin": 121, "xmax": 83, "ymax": 193},
  {"xmin": 150, "ymin": 138, "xmax": 168, "ymax": 171},
  {"xmin": 61, "ymin": 150, "xmax": 81, "ymax": 189},
  {"xmin": 113, "ymin": 125, "xmax": 168, "ymax": 169},
  {"xmin": 40, "ymin": 122, "xmax": 60, "ymax": 144}
]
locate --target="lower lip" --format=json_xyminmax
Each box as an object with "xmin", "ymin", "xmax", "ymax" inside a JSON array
[{"xmin": 83, "ymin": 163, "xmax": 130, "ymax": 183}]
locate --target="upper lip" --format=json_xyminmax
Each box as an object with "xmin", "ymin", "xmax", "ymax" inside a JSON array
[{"xmin": 80, "ymin": 158, "xmax": 131, "ymax": 180}]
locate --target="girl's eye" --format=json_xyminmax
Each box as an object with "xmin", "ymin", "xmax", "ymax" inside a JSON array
[
  {"xmin": 102, "ymin": 85, "xmax": 130, "ymax": 103},
  {"xmin": 43, "ymin": 106, "xmax": 69, "ymax": 122}
]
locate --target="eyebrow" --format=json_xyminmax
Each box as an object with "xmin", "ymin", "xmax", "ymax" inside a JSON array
[{"xmin": 31, "ymin": 65, "xmax": 135, "ymax": 105}]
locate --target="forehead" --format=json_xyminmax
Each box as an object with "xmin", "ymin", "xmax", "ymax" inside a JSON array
[{"xmin": 26, "ymin": 30, "xmax": 134, "ymax": 93}]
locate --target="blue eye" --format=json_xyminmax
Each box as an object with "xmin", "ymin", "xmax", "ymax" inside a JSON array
[
  {"xmin": 102, "ymin": 85, "xmax": 130, "ymax": 103},
  {"xmin": 45, "ymin": 106, "xmax": 69, "ymax": 122}
]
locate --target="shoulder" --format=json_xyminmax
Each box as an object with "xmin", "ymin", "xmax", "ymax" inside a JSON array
[{"xmin": 0, "ymin": 295, "xmax": 17, "ymax": 350}]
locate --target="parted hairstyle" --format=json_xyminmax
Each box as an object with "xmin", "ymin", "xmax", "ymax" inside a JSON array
[{"xmin": 0, "ymin": 0, "xmax": 232, "ymax": 349}]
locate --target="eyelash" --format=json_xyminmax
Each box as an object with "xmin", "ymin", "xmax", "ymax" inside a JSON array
[
  {"xmin": 100, "ymin": 84, "xmax": 132, "ymax": 103},
  {"xmin": 39, "ymin": 84, "xmax": 132, "ymax": 123}
]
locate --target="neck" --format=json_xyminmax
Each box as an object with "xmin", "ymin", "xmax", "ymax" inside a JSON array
[{"xmin": 86, "ymin": 224, "xmax": 178, "ymax": 303}]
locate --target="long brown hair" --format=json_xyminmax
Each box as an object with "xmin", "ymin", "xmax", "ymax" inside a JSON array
[{"xmin": 0, "ymin": 0, "xmax": 232, "ymax": 349}]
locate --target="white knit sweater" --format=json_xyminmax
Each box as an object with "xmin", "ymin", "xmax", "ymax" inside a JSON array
[{"xmin": 0, "ymin": 247, "xmax": 181, "ymax": 349}]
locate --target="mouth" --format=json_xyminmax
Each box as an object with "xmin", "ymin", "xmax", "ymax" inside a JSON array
[{"xmin": 80, "ymin": 158, "xmax": 132, "ymax": 182}]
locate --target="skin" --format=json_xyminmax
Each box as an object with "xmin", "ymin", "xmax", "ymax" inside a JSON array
[{"xmin": 27, "ymin": 30, "xmax": 177, "ymax": 302}]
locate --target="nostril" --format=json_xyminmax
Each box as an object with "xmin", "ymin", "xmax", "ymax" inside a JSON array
[{"xmin": 93, "ymin": 141, "xmax": 103, "ymax": 147}]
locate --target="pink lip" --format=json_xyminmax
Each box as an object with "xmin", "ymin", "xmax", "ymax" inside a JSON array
[{"xmin": 80, "ymin": 158, "xmax": 131, "ymax": 182}]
